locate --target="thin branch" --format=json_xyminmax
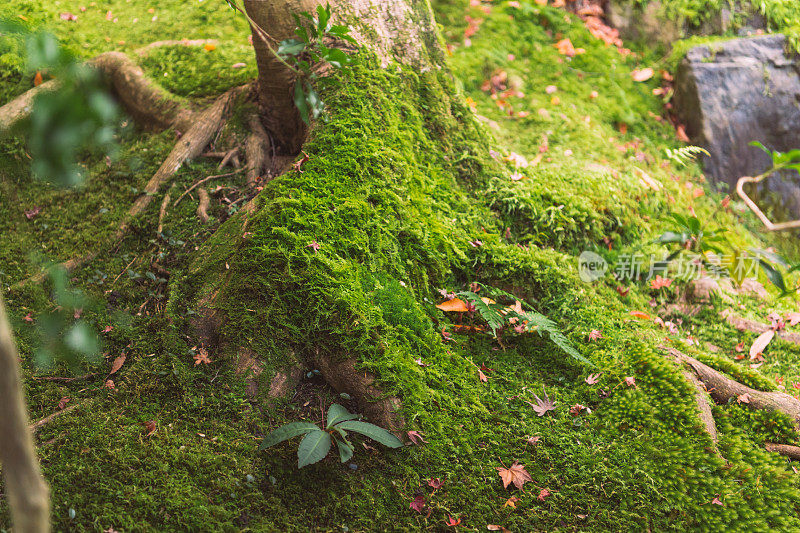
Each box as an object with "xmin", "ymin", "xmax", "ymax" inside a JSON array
[{"xmin": 174, "ymin": 169, "xmax": 245, "ymax": 206}]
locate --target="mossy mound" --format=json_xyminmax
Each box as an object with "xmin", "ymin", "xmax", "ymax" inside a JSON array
[{"xmin": 3, "ymin": 0, "xmax": 800, "ymax": 531}]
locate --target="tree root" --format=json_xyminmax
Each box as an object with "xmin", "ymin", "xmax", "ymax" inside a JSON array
[
  {"xmin": 721, "ymin": 309, "xmax": 800, "ymax": 345},
  {"xmin": 11, "ymin": 85, "xmax": 247, "ymax": 291},
  {"xmin": 196, "ymin": 188, "xmax": 210, "ymax": 223},
  {"xmin": 157, "ymin": 189, "xmax": 172, "ymax": 235},
  {"xmin": 174, "ymin": 169, "xmax": 245, "ymax": 206},
  {"xmin": 0, "ymin": 51, "xmax": 196, "ymax": 134},
  {"xmin": 245, "ymin": 113, "xmax": 270, "ymax": 185},
  {"xmin": 663, "ymin": 346, "xmax": 800, "ymax": 425},
  {"xmin": 765, "ymin": 442, "xmax": 800, "ymax": 460}
]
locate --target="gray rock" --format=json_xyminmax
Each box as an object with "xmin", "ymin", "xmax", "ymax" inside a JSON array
[{"xmin": 674, "ymin": 34, "xmax": 800, "ymax": 217}]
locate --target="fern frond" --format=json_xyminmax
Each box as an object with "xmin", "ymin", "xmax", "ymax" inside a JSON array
[
  {"xmin": 516, "ymin": 311, "xmax": 595, "ymax": 367},
  {"xmin": 665, "ymin": 146, "xmax": 710, "ymax": 167},
  {"xmin": 457, "ymin": 291, "xmax": 504, "ymax": 335}
]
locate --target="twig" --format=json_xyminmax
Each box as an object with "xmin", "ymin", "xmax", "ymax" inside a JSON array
[
  {"xmin": 174, "ymin": 169, "xmax": 245, "ymax": 206},
  {"xmin": 32, "ymin": 373, "xmax": 100, "ymax": 383},
  {"xmin": 29, "ymin": 400, "xmax": 93, "ymax": 434},
  {"xmin": 157, "ymin": 189, "xmax": 172, "ymax": 234}
]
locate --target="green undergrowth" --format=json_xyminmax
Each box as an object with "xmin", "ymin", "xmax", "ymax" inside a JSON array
[{"xmin": 3, "ymin": 0, "xmax": 800, "ymax": 531}]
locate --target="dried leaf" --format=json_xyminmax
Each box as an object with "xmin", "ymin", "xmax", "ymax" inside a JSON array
[
  {"xmin": 109, "ymin": 355, "xmax": 126, "ymax": 375},
  {"xmin": 144, "ymin": 420, "xmax": 157, "ymax": 436},
  {"xmin": 503, "ymin": 496, "xmax": 519, "ymax": 508},
  {"xmin": 538, "ymin": 488, "xmax": 551, "ymax": 501},
  {"xmin": 631, "ymin": 67, "xmax": 654, "ymax": 82},
  {"xmin": 749, "ymin": 330, "xmax": 775, "ymax": 359},
  {"xmin": 194, "ymin": 347, "xmax": 212, "ymax": 365},
  {"xmin": 445, "ymin": 516, "xmax": 461, "ymax": 527},
  {"xmin": 407, "ymin": 430, "xmax": 427, "ymax": 445},
  {"xmin": 410, "ymin": 495, "xmax": 426, "ymax": 513},
  {"xmin": 629, "ymin": 311, "xmax": 650, "ymax": 320},
  {"xmin": 436, "ymin": 298, "xmax": 470, "ymax": 313},
  {"xmin": 528, "ymin": 390, "xmax": 555, "ymax": 417},
  {"xmin": 526, "ymin": 435, "xmax": 541, "ymax": 446},
  {"xmin": 487, "ymin": 526, "xmax": 510, "ymax": 532},
  {"xmin": 58, "ymin": 397, "xmax": 70, "ymax": 410},
  {"xmin": 585, "ymin": 373, "xmax": 601, "ymax": 385},
  {"xmin": 428, "ymin": 478, "xmax": 445, "ymax": 490},
  {"xmin": 624, "ymin": 376, "xmax": 636, "ymax": 387},
  {"xmin": 24, "ymin": 207, "xmax": 41, "ymax": 219},
  {"xmin": 497, "ymin": 462, "xmax": 532, "ymax": 490}
]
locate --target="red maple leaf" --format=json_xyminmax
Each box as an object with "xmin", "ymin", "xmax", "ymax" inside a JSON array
[{"xmin": 409, "ymin": 495, "xmax": 425, "ymax": 513}]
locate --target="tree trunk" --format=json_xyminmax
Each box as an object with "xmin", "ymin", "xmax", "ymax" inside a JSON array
[
  {"xmin": 0, "ymin": 296, "xmax": 50, "ymax": 533},
  {"xmin": 242, "ymin": 0, "xmax": 441, "ymax": 153}
]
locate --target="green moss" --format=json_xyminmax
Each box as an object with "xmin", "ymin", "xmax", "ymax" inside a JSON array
[{"xmin": 4, "ymin": 0, "xmax": 800, "ymax": 530}]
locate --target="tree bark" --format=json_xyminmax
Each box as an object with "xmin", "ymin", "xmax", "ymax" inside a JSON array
[
  {"xmin": 241, "ymin": 0, "xmax": 442, "ymax": 153},
  {"xmin": 0, "ymin": 296, "xmax": 50, "ymax": 533}
]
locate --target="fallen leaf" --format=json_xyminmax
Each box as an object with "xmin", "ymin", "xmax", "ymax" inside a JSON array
[
  {"xmin": 24, "ymin": 206, "xmax": 41, "ymax": 219},
  {"xmin": 737, "ymin": 393, "xmax": 751, "ymax": 404},
  {"xmin": 59, "ymin": 12, "xmax": 78, "ymax": 21},
  {"xmin": 194, "ymin": 347, "xmax": 212, "ymax": 365},
  {"xmin": 203, "ymin": 43, "xmax": 216, "ymax": 51},
  {"xmin": 231, "ymin": 62, "xmax": 246, "ymax": 68},
  {"xmin": 487, "ymin": 526, "xmax": 510, "ymax": 532},
  {"xmin": 478, "ymin": 369, "xmax": 488, "ymax": 382},
  {"xmin": 786, "ymin": 312, "xmax": 800, "ymax": 326},
  {"xmin": 676, "ymin": 125, "xmax": 690, "ymax": 142},
  {"xmin": 650, "ymin": 275, "xmax": 672, "ymax": 290},
  {"xmin": 630, "ymin": 311, "xmax": 650, "ymax": 320},
  {"xmin": 624, "ymin": 376, "xmax": 636, "ymax": 387},
  {"xmin": 528, "ymin": 390, "xmax": 555, "ymax": 417},
  {"xmin": 33, "ymin": 71, "xmax": 44, "ymax": 86},
  {"xmin": 109, "ymin": 355, "xmax": 126, "ymax": 375},
  {"xmin": 503, "ymin": 496, "xmax": 519, "ymax": 508},
  {"xmin": 616, "ymin": 286, "xmax": 630, "ymax": 297},
  {"xmin": 749, "ymin": 330, "xmax": 775, "ymax": 359},
  {"xmin": 144, "ymin": 420, "xmax": 157, "ymax": 436},
  {"xmin": 734, "ymin": 341, "xmax": 744, "ymax": 353},
  {"xmin": 407, "ymin": 430, "xmax": 427, "ymax": 445},
  {"xmin": 415, "ymin": 358, "xmax": 428, "ymax": 367},
  {"xmin": 526, "ymin": 435, "xmax": 541, "ymax": 446},
  {"xmin": 711, "ymin": 496, "xmax": 723, "ymax": 506},
  {"xmin": 428, "ymin": 478, "xmax": 444, "ymax": 490},
  {"xmin": 588, "ymin": 329, "xmax": 602, "ymax": 340},
  {"xmin": 445, "ymin": 516, "xmax": 461, "ymax": 527},
  {"xmin": 569, "ymin": 404, "xmax": 586, "ymax": 416},
  {"xmin": 102, "ymin": 325, "xmax": 114, "ymax": 333},
  {"xmin": 436, "ymin": 298, "xmax": 470, "ymax": 312},
  {"xmin": 585, "ymin": 373, "xmax": 601, "ymax": 385},
  {"xmin": 23, "ymin": 312, "xmax": 34, "ymax": 323},
  {"xmin": 555, "ymin": 38, "xmax": 585, "ymax": 57},
  {"xmin": 497, "ymin": 461, "xmax": 532, "ymax": 490},
  {"xmin": 631, "ymin": 67, "xmax": 654, "ymax": 82},
  {"xmin": 410, "ymin": 495, "xmax": 426, "ymax": 513},
  {"xmin": 58, "ymin": 397, "xmax": 70, "ymax": 410},
  {"xmin": 105, "ymin": 379, "xmax": 115, "ymax": 390},
  {"xmin": 538, "ymin": 488, "xmax": 551, "ymax": 501},
  {"xmin": 306, "ymin": 240, "xmax": 321, "ymax": 252}
]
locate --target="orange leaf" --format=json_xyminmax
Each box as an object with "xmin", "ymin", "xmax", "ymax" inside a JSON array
[
  {"xmin": 497, "ymin": 461, "xmax": 532, "ymax": 490},
  {"xmin": 749, "ymin": 330, "xmax": 775, "ymax": 359},
  {"xmin": 109, "ymin": 355, "xmax": 126, "ymax": 375},
  {"xmin": 33, "ymin": 71, "xmax": 43, "ymax": 86},
  {"xmin": 203, "ymin": 43, "xmax": 217, "ymax": 51},
  {"xmin": 436, "ymin": 298, "xmax": 469, "ymax": 312},
  {"xmin": 629, "ymin": 311, "xmax": 650, "ymax": 320}
]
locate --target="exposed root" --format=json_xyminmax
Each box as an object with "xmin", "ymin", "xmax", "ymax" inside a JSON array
[
  {"xmin": 307, "ymin": 346, "xmax": 404, "ymax": 433},
  {"xmin": 157, "ymin": 189, "xmax": 172, "ymax": 234},
  {"xmin": 663, "ymin": 346, "xmax": 800, "ymax": 425},
  {"xmin": 174, "ymin": 169, "xmax": 245, "ymax": 206},
  {"xmin": 196, "ymin": 188, "xmax": 210, "ymax": 223},
  {"xmin": 135, "ymin": 39, "xmax": 219, "ymax": 56},
  {"xmin": 11, "ymin": 85, "xmax": 247, "ymax": 291},
  {"xmin": 765, "ymin": 442, "xmax": 800, "ymax": 460},
  {"xmin": 245, "ymin": 114, "xmax": 269, "ymax": 185},
  {"xmin": 217, "ymin": 148, "xmax": 240, "ymax": 171},
  {"xmin": 721, "ymin": 310, "xmax": 800, "ymax": 345},
  {"xmin": 0, "ymin": 79, "xmax": 59, "ymax": 132},
  {"xmin": 91, "ymin": 52, "xmax": 196, "ymax": 132}
]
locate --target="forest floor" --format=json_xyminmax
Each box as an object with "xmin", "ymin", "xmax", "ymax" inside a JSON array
[{"xmin": 3, "ymin": 0, "xmax": 800, "ymax": 531}]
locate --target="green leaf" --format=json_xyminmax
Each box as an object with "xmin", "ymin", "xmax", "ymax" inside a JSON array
[
  {"xmin": 749, "ymin": 140, "xmax": 770, "ymax": 154},
  {"xmin": 323, "ymin": 48, "xmax": 350, "ymax": 69},
  {"xmin": 260, "ymin": 422, "xmax": 319, "ymax": 450},
  {"xmin": 278, "ymin": 38, "xmax": 305, "ymax": 57},
  {"xmin": 317, "ymin": 3, "xmax": 331, "ymax": 33},
  {"xmin": 297, "ymin": 430, "xmax": 332, "ymax": 467},
  {"xmin": 334, "ymin": 421, "xmax": 403, "ymax": 448},
  {"xmin": 335, "ymin": 438, "xmax": 354, "ymax": 463},
  {"xmin": 656, "ymin": 231, "xmax": 688, "ymax": 244},
  {"xmin": 759, "ymin": 259, "xmax": 787, "ymax": 293},
  {"xmin": 294, "ymin": 81, "xmax": 310, "ymax": 125},
  {"xmin": 326, "ymin": 403, "xmax": 360, "ymax": 428},
  {"xmin": 305, "ymin": 86, "xmax": 324, "ymax": 119},
  {"xmin": 751, "ymin": 248, "xmax": 789, "ymax": 268}
]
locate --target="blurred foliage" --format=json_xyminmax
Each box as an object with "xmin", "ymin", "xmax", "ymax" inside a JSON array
[{"xmin": 0, "ymin": 18, "xmax": 119, "ymax": 188}]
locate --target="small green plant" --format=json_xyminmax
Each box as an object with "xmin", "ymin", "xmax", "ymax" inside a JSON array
[
  {"xmin": 456, "ymin": 287, "xmax": 594, "ymax": 367},
  {"xmin": 277, "ymin": 3, "xmax": 357, "ymax": 123},
  {"xmin": 664, "ymin": 146, "xmax": 710, "ymax": 167},
  {"xmin": 260, "ymin": 404, "xmax": 403, "ymax": 468}
]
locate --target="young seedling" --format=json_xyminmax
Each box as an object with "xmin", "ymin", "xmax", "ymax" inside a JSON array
[{"xmin": 260, "ymin": 404, "xmax": 403, "ymax": 468}]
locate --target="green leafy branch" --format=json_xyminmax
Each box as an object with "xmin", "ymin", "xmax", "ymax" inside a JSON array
[{"xmin": 261, "ymin": 404, "xmax": 402, "ymax": 468}]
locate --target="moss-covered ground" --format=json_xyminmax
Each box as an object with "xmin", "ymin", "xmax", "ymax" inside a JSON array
[{"xmin": 4, "ymin": 0, "xmax": 800, "ymax": 531}]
